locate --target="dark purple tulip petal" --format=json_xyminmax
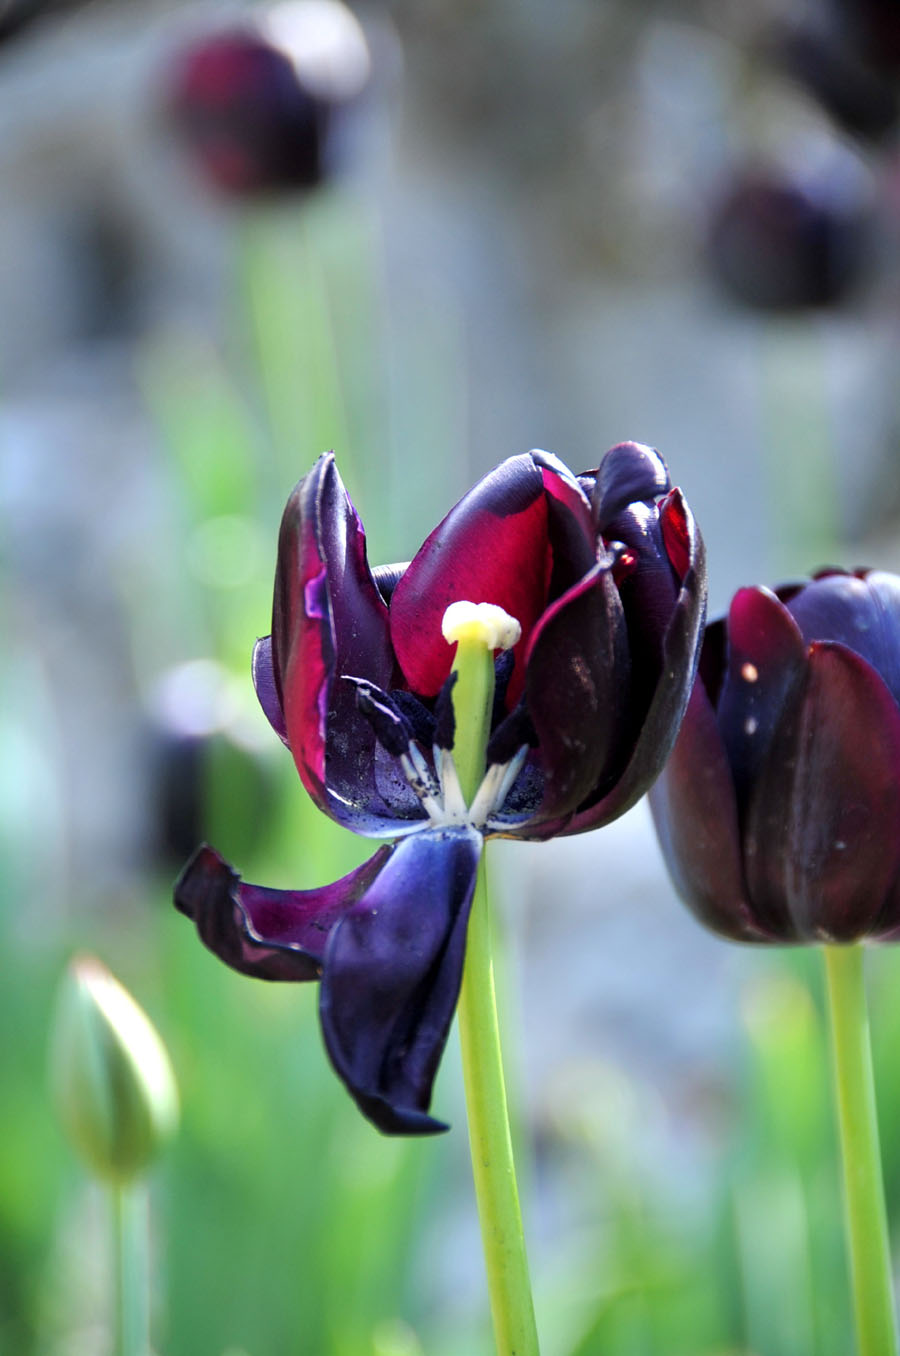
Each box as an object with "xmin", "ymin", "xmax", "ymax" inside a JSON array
[
  {"xmin": 560, "ymin": 489, "xmax": 707, "ymax": 833},
  {"xmin": 648, "ymin": 685, "xmax": 761, "ymax": 941},
  {"xmin": 785, "ymin": 570, "xmax": 900, "ymax": 708},
  {"xmin": 251, "ymin": 636, "xmax": 289, "ymax": 746},
  {"xmin": 744, "ymin": 642, "xmax": 900, "ymax": 942},
  {"xmin": 174, "ymin": 843, "xmax": 392, "ymax": 981},
  {"xmin": 320, "ymin": 828, "xmax": 482, "ymax": 1135},
  {"xmin": 390, "ymin": 454, "xmax": 551, "ymax": 701},
  {"xmin": 530, "ymin": 450, "xmax": 597, "ymax": 594},
  {"xmin": 591, "ymin": 442, "xmax": 671, "ymax": 532},
  {"xmin": 598, "ymin": 483, "xmax": 686, "ymax": 734},
  {"xmin": 273, "ymin": 454, "xmax": 414, "ymax": 834},
  {"xmin": 518, "ymin": 558, "xmax": 631, "ymax": 826},
  {"xmin": 716, "ymin": 587, "xmax": 807, "ymax": 814}
]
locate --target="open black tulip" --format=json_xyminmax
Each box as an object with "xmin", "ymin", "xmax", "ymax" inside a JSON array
[
  {"xmin": 176, "ymin": 444, "xmax": 706, "ymax": 1133},
  {"xmin": 650, "ymin": 569, "xmax": 900, "ymax": 945}
]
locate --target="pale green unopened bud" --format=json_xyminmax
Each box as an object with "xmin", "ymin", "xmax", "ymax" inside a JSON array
[{"xmin": 51, "ymin": 955, "xmax": 179, "ymax": 1183}]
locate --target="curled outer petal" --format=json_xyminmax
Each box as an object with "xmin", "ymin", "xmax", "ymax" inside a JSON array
[
  {"xmin": 320, "ymin": 827, "xmax": 482, "ymax": 1134},
  {"xmin": 251, "ymin": 636, "xmax": 289, "ymax": 746},
  {"xmin": 515, "ymin": 556, "xmax": 631, "ymax": 829},
  {"xmin": 174, "ymin": 843, "xmax": 392, "ymax": 980},
  {"xmin": 561, "ymin": 485, "xmax": 707, "ymax": 833},
  {"xmin": 271, "ymin": 453, "xmax": 417, "ymax": 835},
  {"xmin": 591, "ymin": 441, "xmax": 672, "ymax": 531}
]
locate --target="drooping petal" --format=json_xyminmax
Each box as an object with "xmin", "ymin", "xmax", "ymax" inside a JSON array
[
  {"xmin": 716, "ymin": 586, "xmax": 807, "ymax": 815},
  {"xmin": 785, "ymin": 569, "xmax": 900, "ymax": 707},
  {"xmin": 744, "ymin": 642, "xmax": 900, "ymax": 942},
  {"xmin": 559, "ymin": 489, "xmax": 707, "ymax": 833},
  {"xmin": 174, "ymin": 843, "xmax": 392, "ymax": 980},
  {"xmin": 251, "ymin": 636, "xmax": 289, "ymax": 746},
  {"xmin": 272, "ymin": 453, "xmax": 414, "ymax": 834},
  {"xmin": 319, "ymin": 827, "xmax": 482, "ymax": 1135},
  {"xmin": 389, "ymin": 454, "xmax": 552, "ymax": 700},
  {"xmin": 648, "ymin": 683, "xmax": 762, "ymax": 941}
]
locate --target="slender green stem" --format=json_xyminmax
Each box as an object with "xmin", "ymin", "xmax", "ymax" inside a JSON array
[
  {"xmin": 112, "ymin": 1181, "xmax": 150, "ymax": 1356},
  {"xmin": 823, "ymin": 944, "xmax": 897, "ymax": 1356},
  {"xmin": 446, "ymin": 618, "xmax": 539, "ymax": 1356},
  {"xmin": 457, "ymin": 853, "xmax": 539, "ymax": 1356}
]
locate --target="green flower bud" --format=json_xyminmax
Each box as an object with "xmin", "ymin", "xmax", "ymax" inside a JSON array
[{"xmin": 51, "ymin": 955, "xmax": 179, "ymax": 1183}]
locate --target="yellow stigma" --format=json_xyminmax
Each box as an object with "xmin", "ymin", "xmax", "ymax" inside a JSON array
[{"xmin": 442, "ymin": 601, "xmax": 522, "ymax": 652}]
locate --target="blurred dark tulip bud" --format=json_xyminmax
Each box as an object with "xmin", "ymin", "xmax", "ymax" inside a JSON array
[
  {"xmin": 146, "ymin": 660, "xmax": 276, "ymax": 868},
  {"xmin": 51, "ymin": 956, "xmax": 179, "ymax": 1183},
  {"xmin": 650, "ymin": 570, "xmax": 900, "ymax": 945},
  {"xmin": 776, "ymin": 25, "xmax": 899, "ymax": 143},
  {"xmin": 706, "ymin": 165, "xmax": 871, "ymax": 311},
  {"xmin": 166, "ymin": 0, "xmax": 371, "ymax": 198}
]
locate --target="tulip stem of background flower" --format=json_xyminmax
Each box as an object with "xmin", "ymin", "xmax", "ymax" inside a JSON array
[
  {"xmin": 448, "ymin": 617, "xmax": 540, "ymax": 1356},
  {"xmin": 824, "ymin": 944, "xmax": 897, "ymax": 1356},
  {"xmin": 112, "ymin": 1182, "xmax": 150, "ymax": 1356}
]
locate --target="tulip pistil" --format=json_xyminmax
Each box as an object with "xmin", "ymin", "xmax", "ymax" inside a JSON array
[{"xmin": 442, "ymin": 601, "xmax": 522, "ymax": 809}]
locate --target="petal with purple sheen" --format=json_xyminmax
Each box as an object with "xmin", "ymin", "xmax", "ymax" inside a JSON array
[
  {"xmin": 389, "ymin": 454, "xmax": 552, "ymax": 700},
  {"xmin": 320, "ymin": 827, "xmax": 482, "ymax": 1135},
  {"xmin": 716, "ymin": 586, "xmax": 807, "ymax": 815},
  {"xmin": 560, "ymin": 489, "xmax": 707, "ymax": 833},
  {"xmin": 648, "ymin": 683, "xmax": 762, "ymax": 941},
  {"xmin": 251, "ymin": 636, "xmax": 289, "ymax": 746},
  {"xmin": 785, "ymin": 570, "xmax": 900, "ymax": 707},
  {"xmin": 273, "ymin": 454, "xmax": 412, "ymax": 834},
  {"xmin": 517, "ymin": 558, "xmax": 631, "ymax": 826},
  {"xmin": 174, "ymin": 843, "xmax": 392, "ymax": 981},
  {"xmin": 533, "ymin": 452, "xmax": 600, "ymax": 607},
  {"xmin": 591, "ymin": 441, "xmax": 671, "ymax": 531},
  {"xmin": 599, "ymin": 490, "xmax": 685, "ymax": 726},
  {"xmin": 744, "ymin": 642, "xmax": 900, "ymax": 942}
]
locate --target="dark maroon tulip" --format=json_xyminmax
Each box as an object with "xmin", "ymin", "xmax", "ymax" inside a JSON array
[
  {"xmin": 707, "ymin": 168, "xmax": 870, "ymax": 312},
  {"xmin": 650, "ymin": 569, "xmax": 900, "ymax": 945},
  {"xmin": 166, "ymin": 1, "xmax": 370, "ymax": 199},
  {"xmin": 177, "ymin": 444, "xmax": 706, "ymax": 1132}
]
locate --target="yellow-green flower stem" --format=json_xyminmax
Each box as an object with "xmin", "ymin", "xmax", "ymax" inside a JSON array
[
  {"xmin": 448, "ymin": 626, "xmax": 540, "ymax": 1356},
  {"xmin": 112, "ymin": 1181, "xmax": 150, "ymax": 1356},
  {"xmin": 824, "ymin": 944, "xmax": 898, "ymax": 1356}
]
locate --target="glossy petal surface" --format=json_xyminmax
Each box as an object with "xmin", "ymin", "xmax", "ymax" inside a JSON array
[
  {"xmin": 390, "ymin": 454, "xmax": 551, "ymax": 700},
  {"xmin": 716, "ymin": 587, "xmax": 807, "ymax": 814},
  {"xmin": 174, "ymin": 843, "xmax": 392, "ymax": 980},
  {"xmin": 649, "ymin": 684, "xmax": 760, "ymax": 940},
  {"xmin": 521, "ymin": 560, "xmax": 630, "ymax": 824},
  {"xmin": 591, "ymin": 441, "xmax": 671, "ymax": 531},
  {"xmin": 744, "ymin": 642, "xmax": 900, "ymax": 941},
  {"xmin": 560, "ymin": 489, "xmax": 707, "ymax": 832},
  {"xmin": 785, "ymin": 570, "xmax": 900, "ymax": 706},
  {"xmin": 272, "ymin": 454, "xmax": 414, "ymax": 834},
  {"xmin": 320, "ymin": 828, "xmax": 482, "ymax": 1134}
]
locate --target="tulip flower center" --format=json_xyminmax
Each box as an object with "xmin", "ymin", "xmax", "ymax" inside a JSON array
[{"xmin": 442, "ymin": 601, "xmax": 522, "ymax": 809}]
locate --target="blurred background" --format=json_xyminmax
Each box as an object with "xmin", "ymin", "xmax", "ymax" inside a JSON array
[{"xmin": 3, "ymin": 0, "xmax": 900, "ymax": 1351}]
